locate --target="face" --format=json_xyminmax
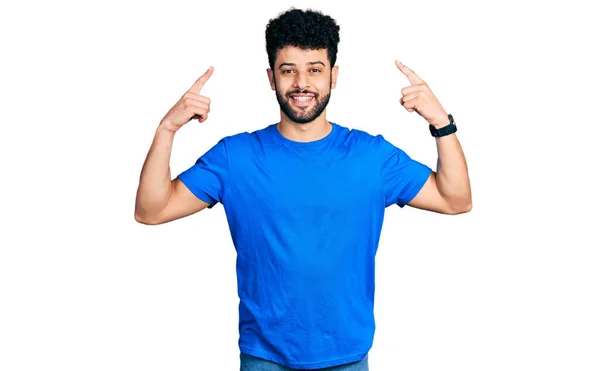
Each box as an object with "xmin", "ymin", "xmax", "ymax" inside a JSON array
[{"xmin": 267, "ymin": 46, "xmax": 338, "ymax": 124}]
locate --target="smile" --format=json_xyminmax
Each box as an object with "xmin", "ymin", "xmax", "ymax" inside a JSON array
[
  {"xmin": 289, "ymin": 94, "xmax": 315, "ymax": 106},
  {"xmin": 292, "ymin": 96, "xmax": 313, "ymax": 101}
]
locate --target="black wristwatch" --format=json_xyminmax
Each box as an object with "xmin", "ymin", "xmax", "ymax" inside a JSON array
[{"xmin": 429, "ymin": 114, "xmax": 457, "ymax": 137}]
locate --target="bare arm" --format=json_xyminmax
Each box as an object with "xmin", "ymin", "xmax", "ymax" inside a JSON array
[
  {"xmin": 134, "ymin": 127, "xmax": 210, "ymax": 225},
  {"xmin": 134, "ymin": 67, "xmax": 215, "ymax": 225},
  {"xmin": 395, "ymin": 60, "xmax": 472, "ymax": 214},
  {"xmin": 409, "ymin": 132, "xmax": 472, "ymax": 214}
]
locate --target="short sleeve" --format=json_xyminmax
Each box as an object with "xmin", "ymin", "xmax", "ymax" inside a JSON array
[
  {"xmin": 177, "ymin": 139, "xmax": 228, "ymax": 208},
  {"xmin": 378, "ymin": 135, "xmax": 432, "ymax": 208}
]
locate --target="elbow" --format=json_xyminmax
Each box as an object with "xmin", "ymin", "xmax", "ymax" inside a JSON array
[
  {"xmin": 134, "ymin": 212, "xmax": 149, "ymax": 225},
  {"xmin": 441, "ymin": 191, "xmax": 472, "ymax": 214},
  {"xmin": 134, "ymin": 207, "xmax": 162, "ymax": 225},
  {"xmin": 134, "ymin": 211, "xmax": 151, "ymax": 225},
  {"xmin": 458, "ymin": 200, "xmax": 472, "ymax": 214},
  {"xmin": 135, "ymin": 214, "xmax": 162, "ymax": 225},
  {"xmin": 448, "ymin": 198, "xmax": 472, "ymax": 215}
]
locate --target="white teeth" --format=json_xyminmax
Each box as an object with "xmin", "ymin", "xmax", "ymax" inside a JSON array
[{"xmin": 293, "ymin": 96, "xmax": 312, "ymax": 101}]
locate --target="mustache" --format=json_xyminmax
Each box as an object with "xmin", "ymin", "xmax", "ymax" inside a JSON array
[{"xmin": 287, "ymin": 90, "xmax": 317, "ymax": 96}]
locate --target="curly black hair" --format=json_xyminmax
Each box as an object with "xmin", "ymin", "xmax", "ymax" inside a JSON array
[{"xmin": 265, "ymin": 8, "xmax": 340, "ymax": 70}]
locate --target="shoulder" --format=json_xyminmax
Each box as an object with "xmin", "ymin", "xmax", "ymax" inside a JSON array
[
  {"xmin": 213, "ymin": 124, "xmax": 276, "ymax": 156},
  {"xmin": 334, "ymin": 122, "xmax": 392, "ymax": 150},
  {"xmin": 220, "ymin": 124, "xmax": 274, "ymax": 144}
]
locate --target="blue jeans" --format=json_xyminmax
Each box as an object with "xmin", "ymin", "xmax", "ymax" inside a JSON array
[{"xmin": 240, "ymin": 353, "xmax": 369, "ymax": 371}]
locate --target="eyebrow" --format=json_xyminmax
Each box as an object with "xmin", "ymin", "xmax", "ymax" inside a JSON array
[{"xmin": 278, "ymin": 61, "xmax": 326, "ymax": 69}]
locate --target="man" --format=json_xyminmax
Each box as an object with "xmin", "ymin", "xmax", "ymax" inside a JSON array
[{"xmin": 135, "ymin": 7, "xmax": 471, "ymax": 371}]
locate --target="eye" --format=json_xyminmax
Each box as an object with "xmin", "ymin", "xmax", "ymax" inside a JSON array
[
  {"xmin": 282, "ymin": 69, "xmax": 294, "ymax": 74},
  {"xmin": 310, "ymin": 68, "xmax": 321, "ymax": 73}
]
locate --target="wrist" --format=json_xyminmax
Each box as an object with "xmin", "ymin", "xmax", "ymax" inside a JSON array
[
  {"xmin": 157, "ymin": 120, "xmax": 178, "ymax": 136},
  {"xmin": 430, "ymin": 114, "xmax": 450, "ymax": 129},
  {"xmin": 156, "ymin": 123, "xmax": 177, "ymax": 141},
  {"xmin": 429, "ymin": 114, "xmax": 457, "ymax": 138}
]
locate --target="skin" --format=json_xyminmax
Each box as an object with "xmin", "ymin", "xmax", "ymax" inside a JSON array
[
  {"xmin": 394, "ymin": 60, "xmax": 472, "ymax": 214},
  {"xmin": 134, "ymin": 46, "xmax": 471, "ymax": 225},
  {"xmin": 266, "ymin": 46, "xmax": 338, "ymax": 142},
  {"xmin": 134, "ymin": 68, "xmax": 214, "ymax": 225}
]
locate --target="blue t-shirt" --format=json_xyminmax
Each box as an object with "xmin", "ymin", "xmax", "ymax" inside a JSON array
[{"xmin": 177, "ymin": 122, "xmax": 431, "ymax": 369}]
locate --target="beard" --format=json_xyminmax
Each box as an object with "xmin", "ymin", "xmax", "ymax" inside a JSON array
[{"xmin": 274, "ymin": 79, "xmax": 332, "ymax": 124}]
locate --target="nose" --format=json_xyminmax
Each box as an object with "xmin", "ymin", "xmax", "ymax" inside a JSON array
[{"xmin": 293, "ymin": 71, "xmax": 309, "ymax": 90}]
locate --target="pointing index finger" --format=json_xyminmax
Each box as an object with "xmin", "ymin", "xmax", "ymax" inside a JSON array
[
  {"xmin": 189, "ymin": 66, "xmax": 214, "ymax": 93},
  {"xmin": 395, "ymin": 60, "xmax": 424, "ymax": 85}
]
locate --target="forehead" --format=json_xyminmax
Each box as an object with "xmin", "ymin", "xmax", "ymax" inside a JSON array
[{"xmin": 274, "ymin": 46, "xmax": 329, "ymax": 68}]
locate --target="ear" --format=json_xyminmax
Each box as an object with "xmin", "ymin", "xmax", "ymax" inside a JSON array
[
  {"xmin": 331, "ymin": 65, "xmax": 339, "ymax": 89},
  {"xmin": 267, "ymin": 68, "xmax": 275, "ymax": 90}
]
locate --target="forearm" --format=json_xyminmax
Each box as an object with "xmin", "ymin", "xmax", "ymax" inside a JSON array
[
  {"xmin": 135, "ymin": 124, "xmax": 176, "ymax": 220},
  {"xmin": 435, "ymin": 133, "xmax": 472, "ymax": 211}
]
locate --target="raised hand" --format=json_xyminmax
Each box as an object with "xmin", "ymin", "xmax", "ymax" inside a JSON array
[
  {"xmin": 160, "ymin": 66, "xmax": 214, "ymax": 132},
  {"xmin": 395, "ymin": 60, "xmax": 449, "ymax": 128}
]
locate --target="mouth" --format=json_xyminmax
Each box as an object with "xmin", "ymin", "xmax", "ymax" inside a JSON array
[{"xmin": 289, "ymin": 93, "xmax": 315, "ymax": 107}]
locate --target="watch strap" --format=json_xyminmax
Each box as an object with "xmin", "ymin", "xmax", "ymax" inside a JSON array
[{"xmin": 429, "ymin": 114, "xmax": 457, "ymax": 137}]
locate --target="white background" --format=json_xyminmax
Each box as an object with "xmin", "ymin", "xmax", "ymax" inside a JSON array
[{"xmin": 1, "ymin": 0, "xmax": 599, "ymax": 370}]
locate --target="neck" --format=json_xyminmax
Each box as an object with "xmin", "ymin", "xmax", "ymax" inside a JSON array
[{"xmin": 277, "ymin": 112, "xmax": 332, "ymax": 142}]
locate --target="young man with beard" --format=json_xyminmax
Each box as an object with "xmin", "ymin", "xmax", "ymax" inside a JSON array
[{"xmin": 135, "ymin": 8, "xmax": 471, "ymax": 371}]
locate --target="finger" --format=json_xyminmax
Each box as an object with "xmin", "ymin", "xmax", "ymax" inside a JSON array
[
  {"xmin": 184, "ymin": 101, "xmax": 210, "ymax": 120},
  {"xmin": 183, "ymin": 92, "xmax": 211, "ymax": 105},
  {"xmin": 192, "ymin": 109, "xmax": 210, "ymax": 123},
  {"xmin": 401, "ymin": 92, "xmax": 420, "ymax": 102},
  {"xmin": 192, "ymin": 114, "xmax": 208, "ymax": 122},
  {"xmin": 187, "ymin": 101, "xmax": 210, "ymax": 114},
  {"xmin": 401, "ymin": 96, "xmax": 419, "ymax": 112},
  {"xmin": 395, "ymin": 60, "xmax": 424, "ymax": 85},
  {"xmin": 400, "ymin": 85, "xmax": 424, "ymax": 96},
  {"xmin": 190, "ymin": 109, "xmax": 209, "ymax": 123},
  {"xmin": 188, "ymin": 66, "xmax": 214, "ymax": 93}
]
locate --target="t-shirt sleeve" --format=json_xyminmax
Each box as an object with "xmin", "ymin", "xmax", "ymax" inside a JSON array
[
  {"xmin": 378, "ymin": 135, "xmax": 432, "ymax": 208},
  {"xmin": 176, "ymin": 139, "xmax": 228, "ymax": 209}
]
